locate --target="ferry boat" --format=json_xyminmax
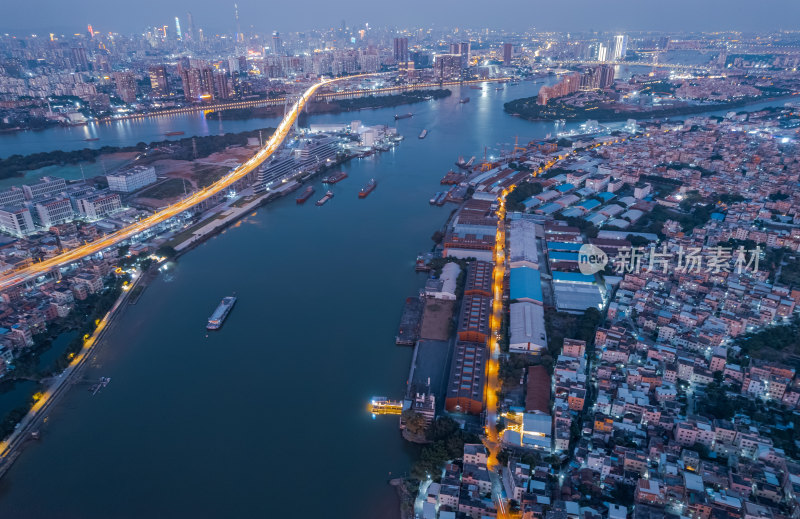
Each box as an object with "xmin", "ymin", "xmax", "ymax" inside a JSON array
[
  {"xmin": 207, "ymin": 296, "xmax": 237, "ymax": 330},
  {"xmin": 394, "ymin": 113, "xmax": 413, "ymax": 120},
  {"xmin": 358, "ymin": 179, "xmax": 377, "ymax": 198},
  {"xmin": 316, "ymin": 190, "xmax": 334, "ymax": 206},
  {"xmin": 165, "ymin": 131, "xmax": 185, "ymax": 136},
  {"xmin": 418, "ymin": 129, "xmax": 428, "ymax": 139},
  {"xmin": 368, "ymin": 396, "xmax": 403, "ymax": 415},
  {"xmin": 84, "ymin": 137, "xmax": 100, "ymax": 141},
  {"xmin": 459, "ymin": 97, "xmax": 470, "ymax": 103},
  {"xmin": 322, "ymin": 171, "xmax": 348, "ymax": 184},
  {"xmin": 296, "ymin": 186, "xmax": 315, "ymax": 204}
]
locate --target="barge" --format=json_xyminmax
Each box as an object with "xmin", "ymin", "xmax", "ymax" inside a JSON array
[
  {"xmin": 394, "ymin": 113, "xmax": 413, "ymax": 120},
  {"xmin": 207, "ymin": 296, "xmax": 236, "ymax": 330},
  {"xmin": 358, "ymin": 179, "xmax": 377, "ymax": 198},
  {"xmin": 296, "ymin": 186, "xmax": 315, "ymax": 204},
  {"xmin": 322, "ymin": 171, "xmax": 348, "ymax": 184},
  {"xmin": 316, "ymin": 190, "xmax": 334, "ymax": 206}
]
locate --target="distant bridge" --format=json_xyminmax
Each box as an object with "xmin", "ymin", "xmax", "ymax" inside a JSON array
[{"xmin": 547, "ymin": 59, "xmax": 713, "ymax": 72}]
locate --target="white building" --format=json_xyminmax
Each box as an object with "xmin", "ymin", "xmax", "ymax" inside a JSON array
[
  {"xmin": 509, "ymin": 302, "xmax": 547, "ymax": 354},
  {"xmin": 22, "ymin": 176, "xmax": 67, "ymax": 201},
  {"xmin": 0, "ymin": 206, "xmax": 36, "ymax": 237},
  {"xmin": 34, "ymin": 197, "xmax": 74, "ymax": 228},
  {"xmin": 106, "ymin": 166, "xmax": 157, "ymax": 193},
  {"xmin": 76, "ymin": 192, "xmax": 123, "ymax": 220}
]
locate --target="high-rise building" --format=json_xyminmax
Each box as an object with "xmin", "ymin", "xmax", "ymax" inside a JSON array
[
  {"xmin": 113, "ymin": 71, "xmax": 137, "ymax": 103},
  {"xmin": 148, "ymin": 65, "xmax": 169, "ymax": 97},
  {"xmin": 214, "ymin": 72, "xmax": 231, "ymax": 99},
  {"xmin": 393, "ymin": 37, "xmax": 409, "ymax": 63},
  {"xmin": 612, "ymin": 34, "xmax": 628, "ymax": 61},
  {"xmin": 185, "ymin": 11, "xmax": 195, "ymax": 41},
  {"xmin": 434, "ymin": 54, "xmax": 462, "ymax": 80},
  {"xmin": 178, "ymin": 62, "xmax": 215, "ymax": 102},
  {"xmin": 71, "ymin": 47, "xmax": 89, "ymax": 71},
  {"xmin": 174, "ymin": 17, "xmax": 182, "ymax": 40},
  {"xmin": 597, "ymin": 43, "xmax": 609, "ymax": 62},
  {"xmin": 272, "ymin": 31, "xmax": 283, "ymax": 55},
  {"xmin": 503, "ymin": 43, "xmax": 513, "ymax": 66},
  {"xmin": 234, "ymin": 3, "xmax": 243, "ymax": 43},
  {"xmin": 459, "ymin": 42, "xmax": 471, "ymax": 67}
]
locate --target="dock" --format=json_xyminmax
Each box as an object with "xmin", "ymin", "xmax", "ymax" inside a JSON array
[
  {"xmin": 395, "ymin": 296, "xmax": 423, "ymax": 346},
  {"xmin": 368, "ymin": 397, "xmax": 405, "ymax": 415}
]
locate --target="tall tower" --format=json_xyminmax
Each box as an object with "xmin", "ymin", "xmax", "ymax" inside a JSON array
[
  {"xmin": 272, "ymin": 31, "xmax": 283, "ymax": 55},
  {"xmin": 185, "ymin": 12, "xmax": 195, "ymax": 41},
  {"xmin": 234, "ymin": 3, "xmax": 243, "ymax": 43},
  {"xmin": 174, "ymin": 17, "xmax": 182, "ymax": 41}
]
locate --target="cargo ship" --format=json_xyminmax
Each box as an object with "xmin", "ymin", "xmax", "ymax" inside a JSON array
[
  {"xmin": 165, "ymin": 131, "xmax": 185, "ymax": 136},
  {"xmin": 419, "ymin": 129, "xmax": 428, "ymax": 139},
  {"xmin": 358, "ymin": 179, "xmax": 377, "ymax": 198},
  {"xmin": 459, "ymin": 97, "xmax": 470, "ymax": 103},
  {"xmin": 394, "ymin": 113, "xmax": 413, "ymax": 120},
  {"xmin": 207, "ymin": 296, "xmax": 236, "ymax": 330},
  {"xmin": 296, "ymin": 186, "xmax": 315, "ymax": 204},
  {"xmin": 316, "ymin": 190, "xmax": 334, "ymax": 206},
  {"xmin": 84, "ymin": 137, "xmax": 100, "ymax": 141},
  {"xmin": 322, "ymin": 171, "xmax": 348, "ymax": 184}
]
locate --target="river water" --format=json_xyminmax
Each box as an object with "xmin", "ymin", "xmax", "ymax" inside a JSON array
[
  {"xmin": 0, "ymin": 74, "xmax": 790, "ymax": 517},
  {"xmin": 0, "ymin": 81, "xmax": 568, "ymax": 518}
]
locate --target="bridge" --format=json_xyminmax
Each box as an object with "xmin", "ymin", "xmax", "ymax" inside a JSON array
[
  {"xmin": 0, "ymin": 75, "xmax": 368, "ymax": 292},
  {"xmin": 97, "ymin": 77, "xmax": 511, "ymax": 122},
  {"xmin": 547, "ymin": 59, "xmax": 713, "ymax": 72}
]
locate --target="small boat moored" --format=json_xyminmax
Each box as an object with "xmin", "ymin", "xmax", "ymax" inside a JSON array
[
  {"xmin": 322, "ymin": 171, "xmax": 348, "ymax": 184},
  {"xmin": 316, "ymin": 190, "xmax": 334, "ymax": 206},
  {"xmin": 358, "ymin": 179, "xmax": 377, "ymax": 198},
  {"xmin": 296, "ymin": 186, "xmax": 315, "ymax": 204},
  {"xmin": 418, "ymin": 129, "xmax": 428, "ymax": 139}
]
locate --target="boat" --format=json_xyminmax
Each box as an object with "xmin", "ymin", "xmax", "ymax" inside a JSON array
[
  {"xmin": 316, "ymin": 191, "xmax": 334, "ymax": 206},
  {"xmin": 84, "ymin": 137, "xmax": 100, "ymax": 141},
  {"xmin": 419, "ymin": 129, "xmax": 428, "ymax": 139},
  {"xmin": 430, "ymin": 192, "xmax": 443, "ymax": 205},
  {"xmin": 207, "ymin": 296, "xmax": 237, "ymax": 330},
  {"xmin": 165, "ymin": 131, "xmax": 185, "ymax": 136},
  {"xmin": 459, "ymin": 97, "xmax": 470, "ymax": 103},
  {"xmin": 322, "ymin": 171, "xmax": 348, "ymax": 184},
  {"xmin": 296, "ymin": 186, "xmax": 315, "ymax": 204},
  {"xmin": 394, "ymin": 113, "xmax": 413, "ymax": 120},
  {"xmin": 469, "ymin": 85, "xmax": 483, "ymax": 90},
  {"xmin": 496, "ymin": 87, "xmax": 504, "ymax": 91},
  {"xmin": 358, "ymin": 179, "xmax": 377, "ymax": 198}
]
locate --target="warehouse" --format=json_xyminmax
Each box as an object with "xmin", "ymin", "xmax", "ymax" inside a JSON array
[
  {"xmin": 509, "ymin": 267, "xmax": 543, "ymax": 304},
  {"xmin": 444, "ymin": 342, "xmax": 487, "ymax": 415},
  {"xmin": 508, "ymin": 219, "xmax": 539, "ymax": 269},
  {"xmin": 509, "ymin": 302, "xmax": 547, "ymax": 354}
]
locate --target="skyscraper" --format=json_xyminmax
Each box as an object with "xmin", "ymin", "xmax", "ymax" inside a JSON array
[
  {"xmin": 178, "ymin": 62, "xmax": 214, "ymax": 102},
  {"xmin": 393, "ymin": 37, "xmax": 409, "ymax": 63},
  {"xmin": 174, "ymin": 17, "xmax": 182, "ymax": 41},
  {"xmin": 185, "ymin": 12, "xmax": 195, "ymax": 41},
  {"xmin": 612, "ymin": 34, "xmax": 628, "ymax": 61},
  {"xmin": 234, "ymin": 3, "xmax": 243, "ymax": 43},
  {"xmin": 597, "ymin": 43, "xmax": 609, "ymax": 62},
  {"xmin": 503, "ymin": 43, "xmax": 513, "ymax": 66},
  {"xmin": 272, "ymin": 31, "xmax": 283, "ymax": 55},
  {"xmin": 71, "ymin": 47, "xmax": 89, "ymax": 71},
  {"xmin": 148, "ymin": 65, "xmax": 169, "ymax": 97},
  {"xmin": 113, "ymin": 72, "xmax": 137, "ymax": 104}
]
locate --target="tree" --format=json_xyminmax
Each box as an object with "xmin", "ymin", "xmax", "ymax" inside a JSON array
[{"xmin": 402, "ymin": 410, "xmax": 427, "ymax": 436}]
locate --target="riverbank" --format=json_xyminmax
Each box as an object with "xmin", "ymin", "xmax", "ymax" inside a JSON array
[
  {"xmin": 504, "ymin": 92, "xmax": 798, "ymax": 122},
  {"xmin": 206, "ymin": 89, "xmax": 452, "ymax": 121},
  {"xmin": 0, "ymin": 128, "xmax": 275, "ymax": 183},
  {"xmin": 0, "ymin": 270, "xmax": 144, "ymax": 478}
]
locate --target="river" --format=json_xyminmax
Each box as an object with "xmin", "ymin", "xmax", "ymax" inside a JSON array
[
  {"xmin": 0, "ymin": 75, "xmax": 791, "ymax": 517},
  {"xmin": 0, "ymin": 80, "xmax": 567, "ymax": 518}
]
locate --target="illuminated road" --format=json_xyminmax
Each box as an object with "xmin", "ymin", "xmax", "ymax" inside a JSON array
[
  {"xmin": 0, "ymin": 75, "xmax": 370, "ymax": 292},
  {"xmin": 98, "ymin": 77, "xmax": 511, "ymax": 122},
  {"xmin": 482, "ymin": 129, "xmax": 661, "ymax": 517},
  {"xmin": 0, "ymin": 272, "xmax": 141, "ymax": 470}
]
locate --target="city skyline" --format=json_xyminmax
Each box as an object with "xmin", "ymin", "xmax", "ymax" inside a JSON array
[{"xmin": 3, "ymin": 0, "xmax": 800, "ymax": 35}]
